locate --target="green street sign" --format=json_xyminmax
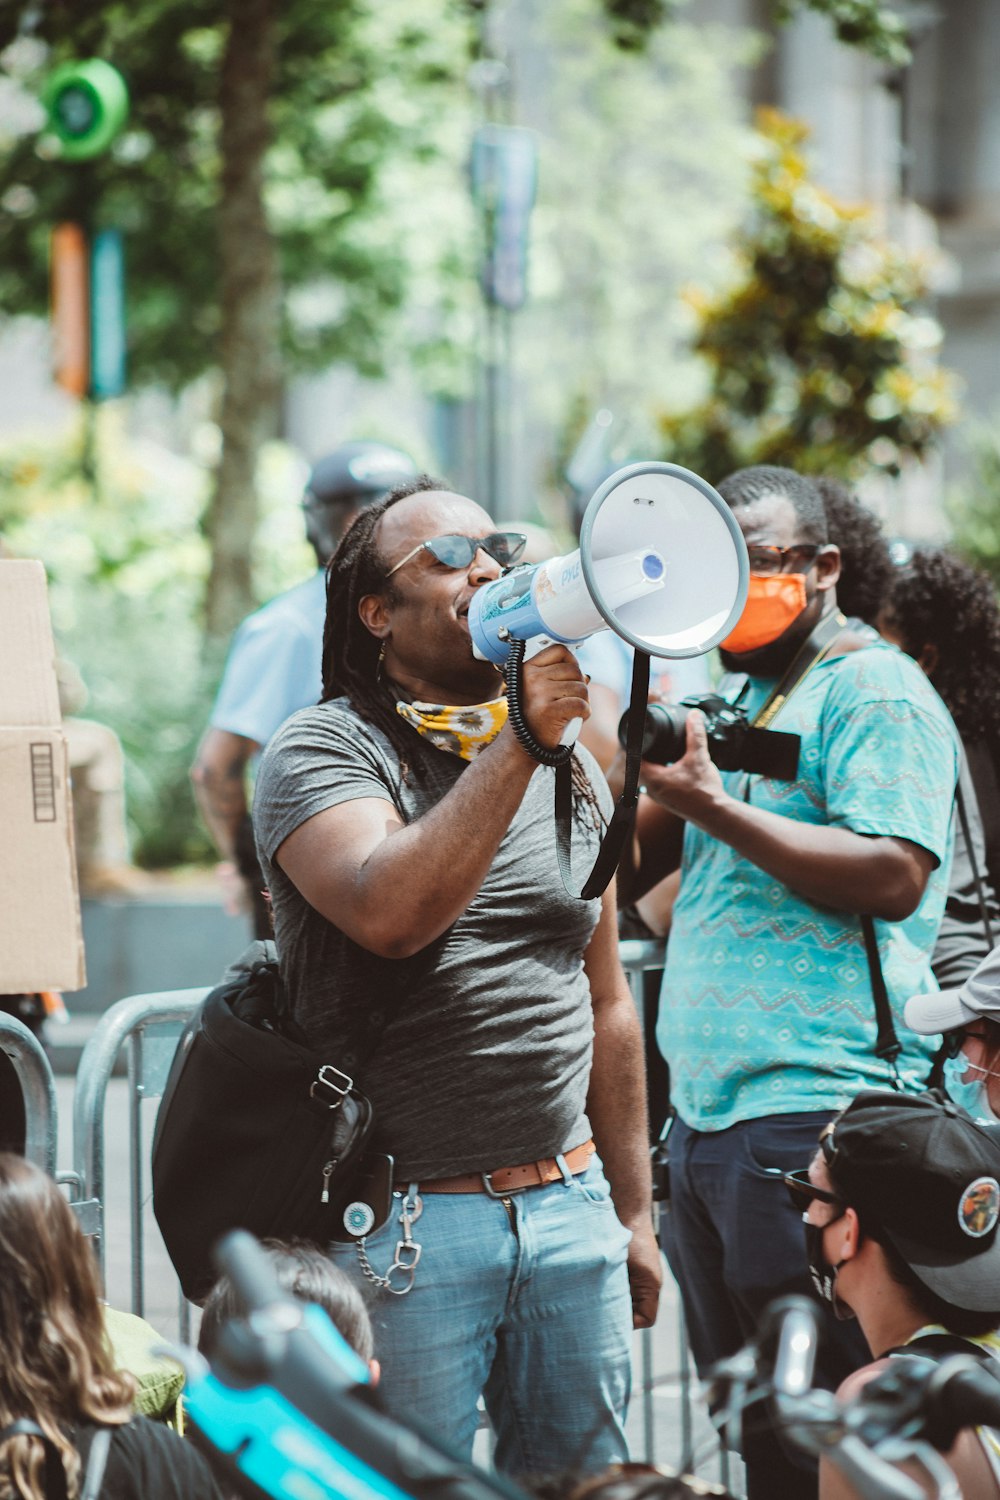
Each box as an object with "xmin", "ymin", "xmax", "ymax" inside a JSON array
[{"xmin": 43, "ymin": 60, "xmax": 129, "ymax": 161}]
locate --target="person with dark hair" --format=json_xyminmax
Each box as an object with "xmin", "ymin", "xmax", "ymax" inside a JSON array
[
  {"xmin": 791, "ymin": 1089, "xmax": 1000, "ymax": 1498},
  {"xmin": 627, "ymin": 465, "xmax": 959, "ymax": 1500},
  {"xmin": 0, "ymin": 1153, "xmax": 223, "ymax": 1500},
  {"xmin": 810, "ymin": 478, "xmax": 893, "ymax": 630},
  {"xmin": 251, "ymin": 477, "xmax": 660, "ymax": 1477},
  {"xmin": 191, "ymin": 441, "xmax": 417, "ymax": 935},
  {"xmin": 879, "ymin": 546, "xmax": 1000, "ymax": 934},
  {"xmin": 817, "ymin": 503, "xmax": 1000, "ymax": 986},
  {"xmin": 198, "ymin": 1239, "xmax": 377, "ymax": 1376}
]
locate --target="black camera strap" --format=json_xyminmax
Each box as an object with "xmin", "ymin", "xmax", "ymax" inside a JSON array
[
  {"xmin": 751, "ymin": 608, "xmax": 847, "ymax": 730},
  {"xmin": 554, "ymin": 648, "xmax": 650, "ymax": 901}
]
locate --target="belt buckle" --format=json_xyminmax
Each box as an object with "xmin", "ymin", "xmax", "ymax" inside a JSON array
[{"xmin": 480, "ymin": 1170, "xmax": 528, "ymax": 1198}]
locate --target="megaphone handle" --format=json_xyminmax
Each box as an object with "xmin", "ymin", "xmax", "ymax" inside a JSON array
[
  {"xmin": 560, "ymin": 717, "xmax": 582, "ymax": 747},
  {"xmin": 505, "ymin": 639, "xmax": 574, "ymax": 768}
]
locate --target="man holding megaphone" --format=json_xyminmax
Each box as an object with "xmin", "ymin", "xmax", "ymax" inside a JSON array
[{"xmin": 250, "ymin": 475, "xmax": 662, "ymax": 1476}]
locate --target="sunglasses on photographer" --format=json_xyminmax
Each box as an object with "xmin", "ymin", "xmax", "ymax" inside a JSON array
[
  {"xmin": 783, "ymin": 1169, "xmax": 846, "ymax": 1216},
  {"xmin": 943, "ymin": 1027, "xmax": 991, "ymax": 1059},
  {"xmin": 385, "ymin": 532, "xmax": 527, "ymax": 579}
]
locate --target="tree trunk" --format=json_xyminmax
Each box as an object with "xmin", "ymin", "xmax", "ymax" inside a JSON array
[{"xmin": 203, "ymin": 0, "xmax": 282, "ymax": 651}]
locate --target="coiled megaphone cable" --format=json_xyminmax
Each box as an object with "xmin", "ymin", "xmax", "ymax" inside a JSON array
[{"xmin": 504, "ymin": 638, "xmax": 574, "ymax": 768}]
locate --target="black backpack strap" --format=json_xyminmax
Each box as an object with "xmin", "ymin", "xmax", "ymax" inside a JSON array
[{"xmin": 860, "ymin": 915, "xmax": 904, "ymax": 1089}]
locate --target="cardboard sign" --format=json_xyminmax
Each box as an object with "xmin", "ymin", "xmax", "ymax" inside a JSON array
[{"xmin": 0, "ymin": 561, "xmax": 86, "ymax": 990}]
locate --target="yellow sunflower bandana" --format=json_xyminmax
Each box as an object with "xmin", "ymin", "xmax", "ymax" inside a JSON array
[{"xmin": 395, "ymin": 697, "xmax": 508, "ymax": 760}]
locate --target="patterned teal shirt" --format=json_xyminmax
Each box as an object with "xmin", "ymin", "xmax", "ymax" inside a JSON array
[{"xmin": 657, "ymin": 641, "xmax": 960, "ymax": 1130}]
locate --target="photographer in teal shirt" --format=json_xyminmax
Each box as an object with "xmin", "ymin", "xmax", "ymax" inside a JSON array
[{"xmin": 630, "ymin": 466, "xmax": 958, "ymax": 1500}]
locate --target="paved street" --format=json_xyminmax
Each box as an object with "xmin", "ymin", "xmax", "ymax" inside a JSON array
[{"xmin": 53, "ymin": 1073, "xmax": 739, "ymax": 1491}]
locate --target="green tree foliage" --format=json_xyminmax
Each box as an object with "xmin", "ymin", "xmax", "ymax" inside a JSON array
[
  {"xmin": 654, "ymin": 110, "xmax": 959, "ymax": 484},
  {"xmin": 0, "ymin": 1, "xmax": 474, "ymax": 645},
  {"xmin": 947, "ymin": 422, "xmax": 1000, "ymax": 589},
  {"xmin": 0, "ymin": 2, "xmax": 470, "ymax": 390},
  {"xmin": 0, "ymin": 414, "xmax": 312, "ymax": 866},
  {"xmin": 601, "ymin": 0, "xmax": 911, "ymax": 62},
  {"xmin": 504, "ymin": 4, "xmax": 757, "ymax": 488}
]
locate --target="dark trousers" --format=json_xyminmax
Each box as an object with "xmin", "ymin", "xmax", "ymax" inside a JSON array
[{"xmin": 660, "ymin": 1112, "xmax": 869, "ymax": 1500}]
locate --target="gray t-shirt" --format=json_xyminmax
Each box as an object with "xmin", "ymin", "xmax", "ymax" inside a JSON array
[{"xmin": 253, "ymin": 699, "xmax": 612, "ymax": 1179}]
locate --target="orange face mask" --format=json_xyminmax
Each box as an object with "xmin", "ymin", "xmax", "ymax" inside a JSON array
[{"xmin": 721, "ymin": 573, "xmax": 808, "ymax": 655}]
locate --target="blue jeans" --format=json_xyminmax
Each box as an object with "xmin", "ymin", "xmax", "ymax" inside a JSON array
[
  {"xmin": 661, "ymin": 1113, "xmax": 869, "ymax": 1500},
  {"xmin": 328, "ymin": 1161, "xmax": 634, "ymax": 1478}
]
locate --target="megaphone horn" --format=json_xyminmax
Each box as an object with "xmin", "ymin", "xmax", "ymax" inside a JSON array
[{"xmin": 468, "ymin": 460, "xmax": 749, "ymax": 666}]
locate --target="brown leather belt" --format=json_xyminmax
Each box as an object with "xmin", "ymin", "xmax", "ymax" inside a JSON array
[{"xmin": 400, "ymin": 1139, "xmax": 596, "ymax": 1196}]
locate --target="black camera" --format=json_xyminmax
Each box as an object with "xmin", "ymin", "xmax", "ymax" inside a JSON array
[{"xmin": 619, "ymin": 693, "xmax": 800, "ymax": 781}]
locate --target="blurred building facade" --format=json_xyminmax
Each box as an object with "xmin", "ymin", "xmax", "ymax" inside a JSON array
[{"xmin": 748, "ymin": 0, "xmax": 999, "ymax": 418}]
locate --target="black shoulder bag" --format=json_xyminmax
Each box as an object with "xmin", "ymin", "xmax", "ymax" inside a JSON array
[{"xmin": 151, "ymin": 941, "xmax": 388, "ymax": 1304}]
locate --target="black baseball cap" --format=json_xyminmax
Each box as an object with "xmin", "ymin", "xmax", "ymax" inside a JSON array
[
  {"xmin": 822, "ymin": 1089, "xmax": 1000, "ymax": 1311},
  {"xmin": 304, "ymin": 441, "xmax": 417, "ymax": 509}
]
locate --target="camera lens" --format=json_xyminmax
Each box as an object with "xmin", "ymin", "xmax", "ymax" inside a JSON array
[{"xmin": 617, "ymin": 703, "xmax": 690, "ymax": 764}]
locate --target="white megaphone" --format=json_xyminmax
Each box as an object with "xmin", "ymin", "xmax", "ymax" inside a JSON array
[{"xmin": 468, "ymin": 461, "xmax": 749, "ymax": 743}]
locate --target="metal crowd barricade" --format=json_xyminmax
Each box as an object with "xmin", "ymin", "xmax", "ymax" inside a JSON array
[
  {"xmin": 0, "ymin": 1011, "xmax": 58, "ymax": 1175},
  {"xmin": 617, "ymin": 938, "xmax": 681, "ymax": 1463},
  {"xmin": 617, "ymin": 938, "xmax": 737, "ymax": 1492},
  {"xmin": 73, "ymin": 987, "xmax": 207, "ymax": 1341}
]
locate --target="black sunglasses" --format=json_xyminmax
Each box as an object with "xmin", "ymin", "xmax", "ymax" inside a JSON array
[
  {"xmin": 943, "ymin": 1028, "xmax": 991, "ymax": 1059},
  {"xmin": 746, "ymin": 543, "xmax": 822, "ymax": 576},
  {"xmin": 385, "ymin": 531, "xmax": 527, "ymax": 579},
  {"xmin": 784, "ymin": 1169, "xmax": 846, "ymax": 1216}
]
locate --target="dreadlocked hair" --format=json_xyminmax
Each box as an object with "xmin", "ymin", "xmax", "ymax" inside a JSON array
[
  {"xmin": 320, "ymin": 475, "xmax": 445, "ymax": 781},
  {"xmin": 321, "ymin": 477, "xmax": 608, "ymax": 823},
  {"xmin": 568, "ymin": 752, "xmax": 608, "ymax": 834},
  {"xmin": 884, "ymin": 547, "xmax": 1000, "ymax": 744}
]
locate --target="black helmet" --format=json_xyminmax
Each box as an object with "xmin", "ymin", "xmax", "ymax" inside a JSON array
[{"xmin": 305, "ymin": 441, "xmax": 418, "ymax": 510}]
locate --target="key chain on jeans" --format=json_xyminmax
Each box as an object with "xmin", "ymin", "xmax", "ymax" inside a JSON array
[{"xmin": 356, "ymin": 1187, "xmax": 423, "ymax": 1295}]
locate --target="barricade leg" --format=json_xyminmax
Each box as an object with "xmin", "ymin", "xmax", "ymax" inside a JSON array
[
  {"xmin": 0, "ymin": 1012, "xmax": 57, "ymax": 1175},
  {"xmin": 72, "ymin": 988, "xmax": 206, "ymax": 1328}
]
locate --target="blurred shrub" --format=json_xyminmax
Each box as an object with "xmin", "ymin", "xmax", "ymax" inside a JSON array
[
  {"xmin": 947, "ymin": 419, "xmax": 1000, "ymax": 589},
  {"xmin": 0, "ymin": 412, "xmax": 311, "ymax": 867},
  {"xmin": 654, "ymin": 110, "xmax": 961, "ymax": 484}
]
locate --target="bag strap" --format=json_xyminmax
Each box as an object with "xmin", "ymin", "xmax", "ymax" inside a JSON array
[
  {"xmin": 0, "ymin": 1420, "xmax": 70, "ymax": 1500},
  {"xmin": 860, "ymin": 915, "xmax": 904, "ymax": 1089},
  {"xmin": 861, "ymin": 757, "xmax": 990, "ymax": 1090},
  {"xmin": 751, "ymin": 608, "xmax": 847, "ymax": 729},
  {"xmin": 79, "ymin": 1426, "xmax": 112, "ymax": 1500},
  {"xmin": 554, "ymin": 648, "xmax": 650, "ymax": 901}
]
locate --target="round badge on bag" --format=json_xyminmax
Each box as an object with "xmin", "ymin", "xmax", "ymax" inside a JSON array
[{"xmin": 343, "ymin": 1201, "xmax": 376, "ymax": 1237}]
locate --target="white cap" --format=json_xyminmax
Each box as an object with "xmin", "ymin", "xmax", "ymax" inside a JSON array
[{"xmin": 905, "ymin": 942, "xmax": 1000, "ymax": 1035}]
